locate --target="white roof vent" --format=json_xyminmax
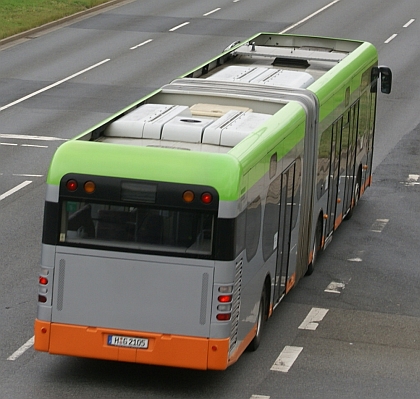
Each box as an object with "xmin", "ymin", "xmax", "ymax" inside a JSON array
[
  {"xmin": 207, "ymin": 66, "xmax": 314, "ymax": 88},
  {"xmin": 206, "ymin": 66, "xmax": 268, "ymax": 83},
  {"xmin": 161, "ymin": 116, "xmax": 214, "ymax": 143},
  {"xmin": 253, "ymin": 69, "xmax": 314, "ymax": 88},
  {"xmin": 220, "ymin": 112, "xmax": 271, "ymax": 147},
  {"xmin": 104, "ymin": 104, "xmax": 190, "ymax": 139},
  {"xmin": 202, "ymin": 110, "xmax": 271, "ymax": 147},
  {"xmin": 202, "ymin": 110, "xmax": 244, "ymax": 145}
]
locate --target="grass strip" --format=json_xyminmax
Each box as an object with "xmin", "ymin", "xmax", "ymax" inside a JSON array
[{"xmin": 0, "ymin": 0, "xmax": 113, "ymax": 39}]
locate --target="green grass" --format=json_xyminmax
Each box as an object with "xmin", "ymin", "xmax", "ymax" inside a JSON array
[{"xmin": 0, "ymin": 0, "xmax": 112, "ymax": 40}]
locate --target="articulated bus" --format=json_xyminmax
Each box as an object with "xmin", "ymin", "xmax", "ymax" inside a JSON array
[{"xmin": 35, "ymin": 33, "xmax": 392, "ymax": 370}]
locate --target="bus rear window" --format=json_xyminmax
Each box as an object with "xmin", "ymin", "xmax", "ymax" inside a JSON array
[{"xmin": 60, "ymin": 201, "xmax": 214, "ymax": 256}]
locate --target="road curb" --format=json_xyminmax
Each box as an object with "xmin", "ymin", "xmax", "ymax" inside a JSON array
[{"xmin": 0, "ymin": 0, "xmax": 134, "ymax": 46}]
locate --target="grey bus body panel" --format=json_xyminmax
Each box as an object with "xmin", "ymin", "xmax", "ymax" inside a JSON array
[{"xmin": 51, "ymin": 247, "xmax": 215, "ymax": 337}]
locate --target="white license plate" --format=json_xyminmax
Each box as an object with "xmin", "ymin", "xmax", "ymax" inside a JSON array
[{"xmin": 108, "ymin": 335, "xmax": 149, "ymax": 349}]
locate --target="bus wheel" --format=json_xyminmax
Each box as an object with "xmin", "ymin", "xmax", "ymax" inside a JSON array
[{"xmin": 248, "ymin": 286, "xmax": 267, "ymax": 352}]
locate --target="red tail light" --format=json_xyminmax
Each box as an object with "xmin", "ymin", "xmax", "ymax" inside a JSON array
[
  {"xmin": 218, "ymin": 295, "xmax": 232, "ymax": 303},
  {"xmin": 39, "ymin": 276, "xmax": 48, "ymax": 285},
  {"xmin": 66, "ymin": 179, "xmax": 78, "ymax": 191},
  {"xmin": 201, "ymin": 192, "xmax": 213, "ymax": 204},
  {"xmin": 216, "ymin": 286, "xmax": 234, "ymax": 321}
]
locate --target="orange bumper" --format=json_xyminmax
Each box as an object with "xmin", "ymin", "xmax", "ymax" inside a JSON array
[{"xmin": 34, "ymin": 319, "xmax": 230, "ymax": 370}]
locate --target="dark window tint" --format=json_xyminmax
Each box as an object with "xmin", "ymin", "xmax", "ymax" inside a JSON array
[
  {"xmin": 262, "ymin": 176, "xmax": 281, "ymax": 261},
  {"xmin": 245, "ymin": 196, "xmax": 261, "ymax": 262},
  {"xmin": 61, "ymin": 201, "xmax": 214, "ymax": 256}
]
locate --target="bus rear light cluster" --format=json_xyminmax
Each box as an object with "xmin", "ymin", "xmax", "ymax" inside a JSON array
[
  {"xmin": 182, "ymin": 190, "xmax": 213, "ymax": 204},
  {"xmin": 65, "ymin": 179, "xmax": 96, "ymax": 194},
  {"xmin": 216, "ymin": 285, "xmax": 233, "ymax": 321},
  {"xmin": 38, "ymin": 269, "xmax": 50, "ymax": 304}
]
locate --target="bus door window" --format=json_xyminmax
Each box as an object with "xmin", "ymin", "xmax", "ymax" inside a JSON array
[
  {"xmin": 326, "ymin": 118, "xmax": 342, "ymax": 235},
  {"xmin": 343, "ymin": 103, "xmax": 359, "ymax": 212},
  {"xmin": 366, "ymin": 78, "xmax": 378, "ymax": 178},
  {"xmin": 262, "ymin": 175, "xmax": 281, "ymax": 262},
  {"xmin": 340, "ymin": 111, "xmax": 351, "ymax": 213},
  {"xmin": 274, "ymin": 162, "xmax": 296, "ymax": 303},
  {"xmin": 317, "ymin": 126, "xmax": 333, "ymax": 200}
]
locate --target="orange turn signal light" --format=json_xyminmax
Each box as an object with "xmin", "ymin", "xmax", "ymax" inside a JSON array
[
  {"xmin": 84, "ymin": 181, "xmax": 96, "ymax": 194},
  {"xmin": 183, "ymin": 190, "xmax": 195, "ymax": 203}
]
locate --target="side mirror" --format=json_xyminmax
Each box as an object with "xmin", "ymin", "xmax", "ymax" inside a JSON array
[
  {"xmin": 372, "ymin": 66, "xmax": 392, "ymax": 94},
  {"xmin": 379, "ymin": 66, "xmax": 392, "ymax": 94}
]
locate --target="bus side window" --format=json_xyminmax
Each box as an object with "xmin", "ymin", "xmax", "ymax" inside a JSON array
[{"xmin": 245, "ymin": 196, "xmax": 262, "ymax": 262}]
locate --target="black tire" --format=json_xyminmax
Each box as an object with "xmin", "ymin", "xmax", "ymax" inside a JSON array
[{"xmin": 248, "ymin": 286, "xmax": 267, "ymax": 352}]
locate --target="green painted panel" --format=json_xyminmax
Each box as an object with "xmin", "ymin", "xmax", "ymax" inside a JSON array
[{"xmin": 47, "ymin": 141, "xmax": 242, "ymax": 201}]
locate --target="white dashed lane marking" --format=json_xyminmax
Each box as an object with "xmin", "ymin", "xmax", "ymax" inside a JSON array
[
  {"xmin": 298, "ymin": 308, "xmax": 329, "ymax": 330},
  {"xmin": 325, "ymin": 281, "xmax": 346, "ymax": 294},
  {"xmin": 271, "ymin": 346, "xmax": 303, "ymax": 372},
  {"xmin": 0, "ymin": 181, "xmax": 32, "ymax": 201},
  {"xmin": 370, "ymin": 219, "xmax": 389, "ymax": 233},
  {"xmin": 169, "ymin": 22, "xmax": 190, "ymax": 32},
  {"xmin": 7, "ymin": 336, "xmax": 34, "ymax": 361}
]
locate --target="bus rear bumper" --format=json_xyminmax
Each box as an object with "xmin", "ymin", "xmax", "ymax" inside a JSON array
[{"xmin": 34, "ymin": 319, "xmax": 230, "ymax": 370}]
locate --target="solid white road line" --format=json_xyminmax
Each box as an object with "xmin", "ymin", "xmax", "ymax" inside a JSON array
[
  {"xmin": 7, "ymin": 336, "xmax": 34, "ymax": 361},
  {"xmin": 13, "ymin": 174, "xmax": 43, "ymax": 177},
  {"xmin": 0, "ymin": 59, "xmax": 110, "ymax": 112},
  {"xmin": 0, "ymin": 181, "xmax": 32, "ymax": 201},
  {"xmin": 280, "ymin": 0, "xmax": 340, "ymax": 33},
  {"xmin": 299, "ymin": 307, "xmax": 329, "ymax": 330},
  {"xmin": 0, "ymin": 134, "xmax": 66, "ymax": 141},
  {"xmin": 21, "ymin": 144, "xmax": 48, "ymax": 148},
  {"xmin": 271, "ymin": 346, "xmax": 303, "ymax": 372}
]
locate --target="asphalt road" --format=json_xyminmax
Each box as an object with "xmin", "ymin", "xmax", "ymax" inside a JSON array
[{"xmin": 1, "ymin": 0, "xmax": 419, "ymax": 398}]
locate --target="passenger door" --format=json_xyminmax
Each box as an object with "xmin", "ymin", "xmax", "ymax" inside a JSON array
[{"xmin": 274, "ymin": 162, "xmax": 299, "ymax": 303}]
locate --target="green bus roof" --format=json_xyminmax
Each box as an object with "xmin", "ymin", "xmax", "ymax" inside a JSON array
[{"xmin": 46, "ymin": 33, "xmax": 378, "ymax": 201}]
